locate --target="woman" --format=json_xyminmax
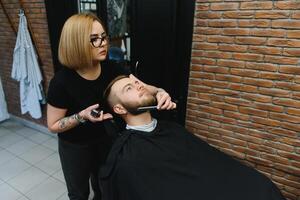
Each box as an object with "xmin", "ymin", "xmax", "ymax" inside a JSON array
[{"xmin": 47, "ymin": 13, "xmax": 176, "ymax": 200}]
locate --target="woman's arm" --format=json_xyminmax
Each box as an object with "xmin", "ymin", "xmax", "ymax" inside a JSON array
[
  {"xmin": 129, "ymin": 74, "xmax": 176, "ymax": 110},
  {"xmin": 47, "ymin": 104, "xmax": 112, "ymax": 133}
]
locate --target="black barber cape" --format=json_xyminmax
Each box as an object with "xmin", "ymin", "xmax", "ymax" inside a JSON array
[{"xmin": 100, "ymin": 121, "xmax": 285, "ymax": 200}]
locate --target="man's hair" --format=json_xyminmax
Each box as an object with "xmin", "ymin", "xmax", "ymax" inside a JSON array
[
  {"xmin": 103, "ymin": 75, "xmax": 129, "ymax": 112},
  {"xmin": 58, "ymin": 13, "xmax": 106, "ymax": 70}
]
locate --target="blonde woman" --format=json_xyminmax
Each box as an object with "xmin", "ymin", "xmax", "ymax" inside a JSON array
[{"xmin": 46, "ymin": 13, "xmax": 175, "ymax": 200}]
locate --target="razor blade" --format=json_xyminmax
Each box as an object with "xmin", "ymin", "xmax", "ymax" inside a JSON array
[{"xmin": 137, "ymin": 106, "xmax": 158, "ymax": 112}]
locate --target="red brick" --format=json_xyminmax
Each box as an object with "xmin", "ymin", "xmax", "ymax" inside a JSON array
[
  {"xmin": 194, "ymin": 27, "xmax": 222, "ymax": 35},
  {"xmin": 233, "ymin": 53, "xmax": 264, "ymax": 61},
  {"xmin": 252, "ymin": 116, "xmax": 281, "ymax": 127},
  {"xmin": 249, "ymin": 46, "xmax": 282, "ymax": 55},
  {"xmin": 198, "ymin": 118, "xmax": 221, "ymax": 127},
  {"xmin": 255, "ymin": 11, "xmax": 290, "ymax": 19},
  {"xmin": 194, "ymin": 19, "xmax": 208, "ymax": 27},
  {"xmin": 195, "ymin": 11, "xmax": 221, "ymax": 19},
  {"xmin": 189, "ymin": 85, "xmax": 212, "ymax": 93},
  {"xmin": 254, "ymin": 103, "xmax": 284, "ymax": 112},
  {"xmin": 222, "ymin": 148, "xmax": 246, "ymax": 159},
  {"xmin": 217, "ymin": 60, "xmax": 245, "ymax": 68},
  {"xmin": 281, "ymin": 122, "xmax": 300, "ymax": 132},
  {"xmin": 203, "ymin": 66, "xmax": 229, "ymax": 74},
  {"xmin": 275, "ymin": 82, "xmax": 300, "ymax": 92},
  {"xmin": 190, "ymin": 71, "xmax": 214, "ymax": 79},
  {"xmin": 193, "ymin": 42, "xmax": 218, "ymax": 50},
  {"xmin": 287, "ymin": 30, "xmax": 300, "ymax": 39},
  {"xmin": 230, "ymin": 68, "xmax": 259, "ymax": 78},
  {"xmin": 265, "ymin": 56, "xmax": 299, "ymax": 65},
  {"xmin": 261, "ymin": 153, "xmax": 290, "ymax": 165},
  {"xmin": 224, "ymin": 97, "xmax": 251, "ymax": 106},
  {"xmin": 203, "ymin": 51, "xmax": 232, "ymax": 59},
  {"xmin": 212, "ymin": 88, "xmax": 240, "ymax": 97},
  {"xmin": 223, "ymin": 11, "xmax": 254, "ymax": 19},
  {"xmin": 191, "ymin": 57, "xmax": 216, "ymax": 65},
  {"xmin": 250, "ymin": 29, "xmax": 285, "ymax": 38},
  {"xmin": 235, "ymin": 37, "xmax": 266, "ymax": 45},
  {"xmin": 270, "ymin": 112, "xmax": 300, "ymax": 124},
  {"xmin": 241, "ymin": 1, "xmax": 273, "ymax": 10},
  {"xmin": 229, "ymin": 83, "xmax": 258, "ymax": 93},
  {"xmin": 286, "ymin": 107, "xmax": 300, "ymax": 116},
  {"xmin": 283, "ymin": 48, "xmax": 300, "ymax": 57},
  {"xmin": 208, "ymin": 20, "xmax": 237, "ymax": 27},
  {"xmin": 196, "ymin": 3, "xmax": 209, "ymax": 11},
  {"xmin": 191, "ymin": 50, "xmax": 204, "ymax": 57},
  {"xmin": 248, "ymin": 143, "xmax": 276, "ymax": 154},
  {"xmin": 207, "ymin": 36, "xmax": 234, "ymax": 43},
  {"xmin": 268, "ymin": 38, "xmax": 300, "ymax": 48},
  {"xmin": 246, "ymin": 155, "xmax": 273, "ymax": 167},
  {"xmin": 210, "ymin": 115, "xmax": 236, "ymax": 125},
  {"xmin": 199, "ymin": 105, "xmax": 223, "ymax": 115},
  {"xmin": 246, "ymin": 62, "xmax": 277, "ymax": 72},
  {"xmin": 275, "ymin": 1, "xmax": 300, "ymax": 10},
  {"xmin": 192, "ymin": 35, "xmax": 206, "ymax": 42},
  {"xmin": 239, "ymin": 106, "xmax": 268, "ymax": 117},
  {"xmin": 260, "ymin": 72, "xmax": 293, "ymax": 81},
  {"xmin": 243, "ymin": 77, "xmax": 274, "ymax": 87},
  {"xmin": 241, "ymin": 93, "xmax": 272, "ymax": 103},
  {"xmin": 274, "ymin": 98, "xmax": 300, "ymax": 108},
  {"xmin": 272, "ymin": 20, "xmax": 300, "ymax": 29},
  {"xmin": 270, "ymin": 129, "xmax": 298, "ymax": 140},
  {"xmin": 291, "ymin": 11, "xmax": 300, "ymax": 19},
  {"xmin": 211, "ymin": 102, "xmax": 238, "ymax": 111},
  {"xmin": 277, "ymin": 150, "xmax": 300, "ymax": 162},
  {"xmin": 224, "ymin": 110, "xmax": 250, "ymax": 121},
  {"xmin": 206, "ymin": 138, "xmax": 233, "ymax": 150},
  {"xmin": 215, "ymin": 74, "xmax": 242, "ymax": 83},
  {"xmin": 211, "ymin": 3, "xmax": 239, "ymax": 11},
  {"xmin": 259, "ymin": 88, "xmax": 290, "ymax": 98},
  {"xmin": 223, "ymin": 28, "xmax": 250, "ymax": 36},
  {"xmin": 238, "ymin": 20, "xmax": 270, "ymax": 27},
  {"xmin": 202, "ymin": 80, "xmax": 229, "ymax": 88},
  {"xmin": 219, "ymin": 44, "xmax": 247, "ymax": 52}
]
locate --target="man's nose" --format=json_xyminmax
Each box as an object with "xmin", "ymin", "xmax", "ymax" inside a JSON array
[{"xmin": 134, "ymin": 81, "xmax": 145, "ymax": 91}]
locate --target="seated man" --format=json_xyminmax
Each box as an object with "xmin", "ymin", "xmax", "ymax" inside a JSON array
[{"xmin": 100, "ymin": 75, "xmax": 285, "ymax": 200}]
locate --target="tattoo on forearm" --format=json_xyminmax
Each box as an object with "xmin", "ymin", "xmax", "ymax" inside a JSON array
[{"xmin": 58, "ymin": 114, "xmax": 77, "ymax": 129}]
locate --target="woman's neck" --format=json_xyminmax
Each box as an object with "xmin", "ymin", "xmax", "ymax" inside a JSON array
[{"xmin": 76, "ymin": 63, "xmax": 101, "ymax": 80}]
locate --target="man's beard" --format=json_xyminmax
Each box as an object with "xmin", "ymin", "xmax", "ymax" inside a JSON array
[{"xmin": 121, "ymin": 94, "xmax": 157, "ymax": 115}]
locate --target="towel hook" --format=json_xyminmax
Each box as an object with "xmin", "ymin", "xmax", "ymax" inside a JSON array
[{"xmin": 19, "ymin": 9, "xmax": 24, "ymax": 15}]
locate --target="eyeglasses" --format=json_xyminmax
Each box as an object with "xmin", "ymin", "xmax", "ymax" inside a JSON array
[{"xmin": 90, "ymin": 33, "xmax": 109, "ymax": 48}]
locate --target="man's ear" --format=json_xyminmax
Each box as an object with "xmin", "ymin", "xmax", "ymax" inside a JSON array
[{"xmin": 113, "ymin": 104, "xmax": 127, "ymax": 115}]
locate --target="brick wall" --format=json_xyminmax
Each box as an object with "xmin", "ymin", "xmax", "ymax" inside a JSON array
[
  {"xmin": 187, "ymin": 1, "xmax": 300, "ymax": 199},
  {"xmin": 0, "ymin": 0, "xmax": 54, "ymax": 125}
]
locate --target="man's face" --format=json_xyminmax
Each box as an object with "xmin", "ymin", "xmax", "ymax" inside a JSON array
[{"xmin": 111, "ymin": 77, "xmax": 156, "ymax": 114}]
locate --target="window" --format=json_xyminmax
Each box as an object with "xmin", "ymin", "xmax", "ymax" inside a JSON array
[{"xmin": 78, "ymin": 0, "xmax": 97, "ymax": 14}]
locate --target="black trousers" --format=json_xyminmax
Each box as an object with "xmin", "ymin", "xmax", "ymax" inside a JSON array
[{"xmin": 58, "ymin": 138, "xmax": 111, "ymax": 200}]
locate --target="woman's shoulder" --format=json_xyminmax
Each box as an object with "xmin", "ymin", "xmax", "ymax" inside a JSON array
[{"xmin": 50, "ymin": 67, "xmax": 75, "ymax": 83}]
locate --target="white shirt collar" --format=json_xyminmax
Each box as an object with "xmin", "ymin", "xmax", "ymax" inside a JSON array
[{"xmin": 126, "ymin": 118, "xmax": 157, "ymax": 132}]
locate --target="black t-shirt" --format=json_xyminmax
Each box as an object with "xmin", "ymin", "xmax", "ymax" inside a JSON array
[{"xmin": 47, "ymin": 60, "xmax": 129, "ymax": 144}]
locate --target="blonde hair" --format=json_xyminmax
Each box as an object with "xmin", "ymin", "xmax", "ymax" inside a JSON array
[{"xmin": 58, "ymin": 13, "xmax": 105, "ymax": 70}]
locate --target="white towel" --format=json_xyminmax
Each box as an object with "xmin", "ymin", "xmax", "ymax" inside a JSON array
[
  {"xmin": 11, "ymin": 12, "xmax": 45, "ymax": 119},
  {"xmin": 0, "ymin": 76, "xmax": 10, "ymax": 122}
]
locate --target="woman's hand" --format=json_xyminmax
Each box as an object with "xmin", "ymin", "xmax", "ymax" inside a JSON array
[
  {"xmin": 156, "ymin": 89, "xmax": 177, "ymax": 110},
  {"xmin": 79, "ymin": 104, "xmax": 113, "ymax": 123}
]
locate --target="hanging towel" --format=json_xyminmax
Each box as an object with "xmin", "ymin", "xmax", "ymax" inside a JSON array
[
  {"xmin": 0, "ymin": 76, "xmax": 10, "ymax": 122},
  {"xmin": 11, "ymin": 12, "xmax": 45, "ymax": 119}
]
